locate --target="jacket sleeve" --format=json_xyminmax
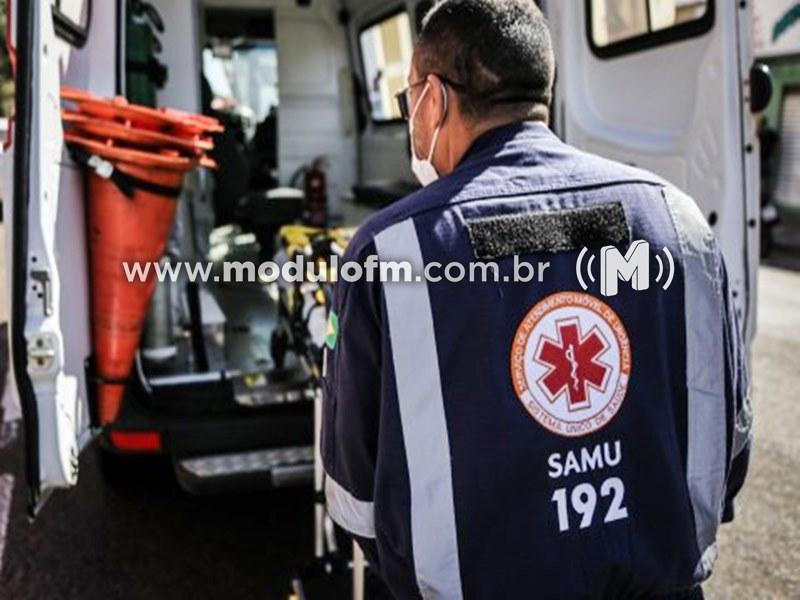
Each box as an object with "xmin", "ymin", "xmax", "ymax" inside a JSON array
[
  {"xmin": 321, "ymin": 239, "xmax": 383, "ymax": 563},
  {"xmin": 663, "ymin": 184, "xmax": 753, "ymax": 525},
  {"xmin": 721, "ymin": 264, "xmax": 752, "ymax": 523}
]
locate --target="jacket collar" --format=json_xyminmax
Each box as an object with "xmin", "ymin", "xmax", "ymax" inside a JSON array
[{"xmin": 459, "ymin": 120, "xmax": 555, "ymax": 167}]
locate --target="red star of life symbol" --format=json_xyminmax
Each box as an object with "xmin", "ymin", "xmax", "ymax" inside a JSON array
[{"xmin": 534, "ymin": 317, "xmax": 611, "ymax": 411}]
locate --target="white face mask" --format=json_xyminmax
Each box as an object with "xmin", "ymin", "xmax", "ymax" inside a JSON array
[{"xmin": 409, "ymin": 82, "xmax": 446, "ymax": 186}]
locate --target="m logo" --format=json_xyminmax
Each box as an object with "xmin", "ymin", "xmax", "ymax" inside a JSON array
[
  {"xmin": 600, "ymin": 240, "xmax": 649, "ymax": 296},
  {"xmin": 576, "ymin": 240, "xmax": 675, "ymax": 297},
  {"xmin": 510, "ymin": 292, "xmax": 631, "ymax": 437}
]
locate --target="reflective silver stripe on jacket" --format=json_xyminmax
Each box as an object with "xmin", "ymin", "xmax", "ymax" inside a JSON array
[
  {"xmin": 325, "ymin": 473, "xmax": 376, "ymax": 539},
  {"xmin": 375, "ymin": 218, "xmax": 464, "ymax": 600},
  {"xmin": 663, "ymin": 187, "xmax": 727, "ymax": 579}
]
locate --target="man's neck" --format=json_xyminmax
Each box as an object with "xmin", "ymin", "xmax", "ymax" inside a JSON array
[
  {"xmin": 452, "ymin": 115, "xmax": 546, "ymax": 165},
  {"xmin": 469, "ymin": 114, "xmax": 546, "ymax": 142}
]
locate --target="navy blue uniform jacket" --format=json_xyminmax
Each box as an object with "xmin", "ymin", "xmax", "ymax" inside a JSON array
[{"xmin": 322, "ymin": 122, "xmax": 751, "ymax": 599}]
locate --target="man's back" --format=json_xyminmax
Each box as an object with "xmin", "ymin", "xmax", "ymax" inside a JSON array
[{"xmin": 323, "ymin": 123, "xmax": 748, "ymax": 599}]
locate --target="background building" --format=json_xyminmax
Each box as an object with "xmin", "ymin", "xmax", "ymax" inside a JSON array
[{"xmin": 754, "ymin": 0, "xmax": 800, "ymax": 245}]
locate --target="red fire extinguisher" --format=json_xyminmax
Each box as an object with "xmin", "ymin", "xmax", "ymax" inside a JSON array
[{"xmin": 305, "ymin": 157, "xmax": 327, "ymax": 227}]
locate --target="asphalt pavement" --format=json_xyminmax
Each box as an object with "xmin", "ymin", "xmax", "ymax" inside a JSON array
[
  {"xmin": 0, "ymin": 265, "xmax": 797, "ymax": 599},
  {"xmin": 705, "ymin": 265, "xmax": 800, "ymax": 599},
  {"xmin": 0, "ymin": 427, "xmax": 316, "ymax": 599}
]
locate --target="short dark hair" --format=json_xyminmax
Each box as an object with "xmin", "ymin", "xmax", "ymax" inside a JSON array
[{"xmin": 415, "ymin": 0, "xmax": 555, "ymax": 122}]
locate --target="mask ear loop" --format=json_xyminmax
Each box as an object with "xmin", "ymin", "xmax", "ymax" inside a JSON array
[
  {"xmin": 408, "ymin": 82, "xmax": 429, "ymax": 161},
  {"xmin": 409, "ymin": 82, "xmax": 430, "ymax": 122},
  {"xmin": 426, "ymin": 82, "xmax": 448, "ymax": 161}
]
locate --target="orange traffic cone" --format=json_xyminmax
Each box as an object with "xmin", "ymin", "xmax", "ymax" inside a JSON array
[
  {"xmin": 62, "ymin": 110, "xmax": 214, "ymax": 157},
  {"xmin": 87, "ymin": 162, "xmax": 185, "ymax": 423},
  {"xmin": 61, "ymin": 88, "xmax": 221, "ymax": 425},
  {"xmin": 61, "ymin": 86, "xmax": 224, "ymax": 136}
]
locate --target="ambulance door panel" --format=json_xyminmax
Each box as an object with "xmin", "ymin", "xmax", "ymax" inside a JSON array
[
  {"xmin": 276, "ymin": 5, "xmax": 357, "ymax": 219},
  {"xmin": 59, "ymin": 0, "xmax": 118, "ymax": 95},
  {"xmin": 8, "ymin": 0, "xmax": 116, "ymax": 511},
  {"xmin": 55, "ymin": 0, "xmax": 118, "ymax": 446},
  {"xmin": 553, "ymin": 0, "xmax": 757, "ymax": 341}
]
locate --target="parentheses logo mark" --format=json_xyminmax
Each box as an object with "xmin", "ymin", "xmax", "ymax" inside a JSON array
[
  {"xmin": 661, "ymin": 246, "xmax": 674, "ymax": 290},
  {"xmin": 577, "ymin": 240, "xmax": 674, "ymax": 296},
  {"xmin": 576, "ymin": 247, "xmax": 589, "ymax": 290}
]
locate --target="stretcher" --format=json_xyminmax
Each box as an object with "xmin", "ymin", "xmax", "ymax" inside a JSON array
[{"xmin": 272, "ymin": 225, "xmax": 369, "ymax": 600}]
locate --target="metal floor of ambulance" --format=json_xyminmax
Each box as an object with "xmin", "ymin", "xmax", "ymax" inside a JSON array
[
  {"xmin": 142, "ymin": 281, "xmax": 280, "ymax": 379},
  {"xmin": 214, "ymin": 283, "xmax": 277, "ymax": 373}
]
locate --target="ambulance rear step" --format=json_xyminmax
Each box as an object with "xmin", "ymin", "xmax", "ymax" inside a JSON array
[{"xmin": 174, "ymin": 445, "xmax": 314, "ymax": 492}]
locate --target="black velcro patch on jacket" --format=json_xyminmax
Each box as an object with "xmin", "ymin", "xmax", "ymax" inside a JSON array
[{"xmin": 465, "ymin": 202, "xmax": 629, "ymax": 259}]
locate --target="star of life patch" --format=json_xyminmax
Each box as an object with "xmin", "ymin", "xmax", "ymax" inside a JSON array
[{"xmin": 510, "ymin": 292, "xmax": 631, "ymax": 437}]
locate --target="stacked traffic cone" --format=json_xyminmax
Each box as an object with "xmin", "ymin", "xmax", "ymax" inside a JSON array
[{"xmin": 61, "ymin": 87, "xmax": 222, "ymax": 424}]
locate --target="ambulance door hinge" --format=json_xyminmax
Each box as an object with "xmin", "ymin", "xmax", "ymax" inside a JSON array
[{"xmin": 27, "ymin": 332, "xmax": 58, "ymax": 375}]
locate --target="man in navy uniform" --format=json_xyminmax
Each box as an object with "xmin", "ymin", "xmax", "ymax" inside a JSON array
[{"xmin": 322, "ymin": 1, "xmax": 751, "ymax": 598}]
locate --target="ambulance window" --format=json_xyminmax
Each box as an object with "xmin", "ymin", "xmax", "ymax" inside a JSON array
[
  {"xmin": 359, "ymin": 11, "xmax": 414, "ymax": 123},
  {"xmin": 588, "ymin": 0, "xmax": 713, "ymax": 58},
  {"xmin": 53, "ymin": 0, "xmax": 91, "ymax": 46}
]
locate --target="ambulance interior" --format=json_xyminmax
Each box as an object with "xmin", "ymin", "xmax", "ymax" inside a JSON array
[
  {"xmin": 124, "ymin": 0, "xmax": 424, "ymax": 391},
  {"xmin": 6, "ymin": 0, "xmax": 436, "ymax": 495}
]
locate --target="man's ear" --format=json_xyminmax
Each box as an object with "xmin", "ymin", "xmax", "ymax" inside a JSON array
[{"xmin": 422, "ymin": 73, "xmax": 447, "ymax": 129}]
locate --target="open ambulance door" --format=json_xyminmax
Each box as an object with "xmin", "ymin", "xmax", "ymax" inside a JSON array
[
  {"xmin": 549, "ymin": 0, "xmax": 760, "ymax": 342},
  {"xmin": 5, "ymin": 0, "xmax": 119, "ymax": 514}
]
